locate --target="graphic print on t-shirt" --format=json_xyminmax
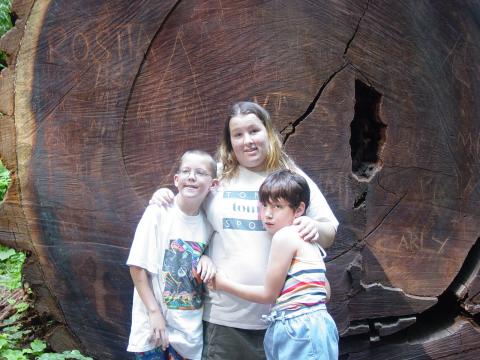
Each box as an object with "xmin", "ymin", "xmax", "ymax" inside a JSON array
[
  {"xmin": 162, "ymin": 239, "xmax": 206, "ymax": 310},
  {"xmin": 222, "ymin": 190, "xmax": 265, "ymax": 231}
]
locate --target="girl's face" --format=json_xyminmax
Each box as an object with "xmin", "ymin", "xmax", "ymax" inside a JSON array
[{"xmin": 229, "ymin": 113, "xmax": 269, "ymax": 171}]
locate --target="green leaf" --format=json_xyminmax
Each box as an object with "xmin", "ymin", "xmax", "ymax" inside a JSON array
[
  {"xmin": 0, "ymin": 159, "xmax": 11, "ymax": 201},
  {"xmin": 37, "ymin": 350, "xmax": 94, "ymax": 360},
  {"xmin": 36, "ymin": 353, "xmax": 63, "ymax": 360},
  {"xmin": 0, "ymin": 337, "xmax": 8, "ymax": 350},
  {"xmin": 64, "ymin": 350, "xmax": 93, "ymax": 359},
  {"xmin": 2, "ymin": 325, "xmax": 21, "ymax": 333},
  {"xmin": 1, "ymin": 348, "xmax": 28, "ymax": 360},
  {"xmin": 3, "ymin": 313, "xmax": 23, "ymax": 325},
  {"xmin": 64, "ymin": 349, "xmax": 94, "ymax": 359},
  {"xmin": 0, "ymin": 0, "xmax": 12, "ymax": 38},
  {"xmin": 0, "ymin": 245, "xmax": 26, "ymax": 290},
  {"xmin": 14, "ymin": 302, "xmax": 29, "ymax": 313},
  {"xmin": 5, "ymin": 329, "xmax": 24, "ymax": 341},
  {"xmin": 30, "ymin": 339, "xmax": 47, "ymax": 354},
  {"xmin": 0, "ymin": 247, "xmax": 15, "ymax": 261}
]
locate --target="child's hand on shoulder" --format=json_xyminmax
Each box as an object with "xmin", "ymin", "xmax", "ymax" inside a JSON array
[
  {"xmin": 293, "ymin": 216, "xmax": 319, "ymax": 242},
  {"xmin": 197, "ymin": 255, "xmax": 216, "ymax": 283},
  {"xmin": 149, "ymin": 188, "xmax": 175, "ymax": 207}
]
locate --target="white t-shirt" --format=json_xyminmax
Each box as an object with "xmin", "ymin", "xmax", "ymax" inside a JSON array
[
  {"xmin": 126, "ymin": 201, "xmax": 213, "ymax": 359},
  {"xmin": 202, "ymin": 166, "xmax": 338, "ymax": 329}
]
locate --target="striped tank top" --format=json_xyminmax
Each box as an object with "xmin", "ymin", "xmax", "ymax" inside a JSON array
[{"xmin": 272, "ymin": 245, "xmax": 327, "ymax": 313}]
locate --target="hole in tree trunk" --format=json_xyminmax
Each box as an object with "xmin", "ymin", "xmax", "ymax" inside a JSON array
[
  {"xmin": 353, "ymin": 190, "xmax": 367, "ymax": 209},
  {"xmin": 10, "ymin": 11, "xmax": 17, "ymax": 26},
  {"xmin": 350, "ymin": 80, "xmax": 386, "ymax": 182}
]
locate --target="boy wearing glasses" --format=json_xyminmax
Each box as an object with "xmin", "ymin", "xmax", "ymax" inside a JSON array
[{"xmin": 127, "ymin": 150, "xmax": 218, "ymax": 360}]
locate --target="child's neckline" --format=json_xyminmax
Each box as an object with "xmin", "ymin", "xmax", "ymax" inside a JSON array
[{"xmin": 174, "ymin": 196, "xmax": 202, "ymax": 217}]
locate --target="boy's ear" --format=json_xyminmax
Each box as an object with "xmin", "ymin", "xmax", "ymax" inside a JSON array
[
  {"xmin": 173, "ymin": 174, "xmax": 180, "ymax": 188},
  {"xmin": 209, "ymin": 178, "xmax": 219, "ymax": 191},
  {"xmin": 294, "ymin": 202, "xmax": 306, "ymax": 218}
]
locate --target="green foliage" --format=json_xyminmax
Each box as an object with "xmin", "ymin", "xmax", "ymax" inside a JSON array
[
  {"xmin": 0, "ymin": 51, "xmax": 6, "ymax": 68},
  {"xmin": 0, "ymin": 325, "xmax": 93, "ymax": 359},
  {"xmin": 0, "ymin": 325, "xmax": 33, "ymax": 360},
  {"xmin": 29, "ymin": 340, "xmax": 47, "ymax": 354},
  {"xmin": 0, "ymin": 0, "xmax": 12, "ymax": 36},
  {"xmin": 14, "ymin": 302, "xmax": 29, "ymax": 313},
  {"xmin": 0, "ymin": 159, "xmax": 11, "ymax": 201},
  {"xmin": 0, "ymin": 245, "xmax": 25, "ymax": 290},
  {"xmin": 0, "ymin": 336, "xmax": 86, "ymax": 360},
  {"xmin": 0, "ymin": 246, "xmax": 94, "ymax": 360},
  {"xmin": 0, "ymin": 0, "xmax": 12, "ymax": 69},
  {"xmin": 37, "ymin": 350, "xmax": 93, "ymax": 360}
]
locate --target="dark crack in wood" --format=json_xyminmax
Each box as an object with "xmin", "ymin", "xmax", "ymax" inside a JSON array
[
  {"xmin": 348, "ymin": 62, "xmax": 374, "ymax": 86},
  {"xmin": 343, "ymin": 0, "xmax": 370, "ymax": 57},
  {"xmin": 120, "ymin": 0, "xmax": 182, "ymax": 193},
  {"xmin": 121, "ymin": 0, "xmax": 183, "ymax": 130},
  {"xmin": 281, "ymin": 63, "xmax": 348, "ymax": 144},
  {"xmin": 363, "ymin": 192, "xmax": 406, "ymax": 242}
]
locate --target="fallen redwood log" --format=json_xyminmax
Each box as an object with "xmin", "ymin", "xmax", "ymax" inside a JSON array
[{"xmin": 0, "ymin": 0, "xmax": 479, "ymax": 358}]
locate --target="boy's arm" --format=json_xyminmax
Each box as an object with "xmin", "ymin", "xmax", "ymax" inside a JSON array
[
  {"xmin": 213, "ymin": 228, "xmax": 297, "ymax": 304},
  {"xmin": 130, "ymin": 266, "xmax": 168, "ymax": 350}
]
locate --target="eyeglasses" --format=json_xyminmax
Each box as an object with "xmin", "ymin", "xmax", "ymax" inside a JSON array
[{"xmin": 178, "ymin": 168, "xmax": 212, "ymax": 179}]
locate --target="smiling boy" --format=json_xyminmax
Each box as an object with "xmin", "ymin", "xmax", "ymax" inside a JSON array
[{"xmin": 127, "ymin": 150, "xmax": 218, "ymax": 360}]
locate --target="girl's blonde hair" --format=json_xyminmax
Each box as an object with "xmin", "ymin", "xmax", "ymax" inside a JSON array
[{"xmin": 216, "ymin": 101, "xmax": 293, "ymax": 180}]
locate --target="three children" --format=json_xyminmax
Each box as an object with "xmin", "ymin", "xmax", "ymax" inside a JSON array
[{"xmin": 127, "ymin": 151, "xmax": 338, "ymax": 359}]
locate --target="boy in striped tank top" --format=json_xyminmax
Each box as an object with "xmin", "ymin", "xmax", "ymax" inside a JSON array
[{"xmin": 210, "ymin": 169, "xmax": 338, "ymax": 360}]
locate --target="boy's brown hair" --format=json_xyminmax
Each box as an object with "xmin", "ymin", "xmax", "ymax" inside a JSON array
[{"xmin": 259, "ymin": 169, "xmax": 310, "ymax": 213}]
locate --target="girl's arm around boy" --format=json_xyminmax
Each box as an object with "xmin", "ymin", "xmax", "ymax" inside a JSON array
[{"xmin": 211, "ymin": 226, "xmax": 298, "ymax": 303}]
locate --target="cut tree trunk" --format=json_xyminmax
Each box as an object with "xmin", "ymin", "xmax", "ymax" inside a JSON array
[{"xmin": 0, "ymin": 0, "xmax": 479, "ymax": 359}]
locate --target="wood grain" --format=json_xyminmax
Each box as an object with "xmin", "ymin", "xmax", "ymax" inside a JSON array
[{"xmin": 0, "ymin": 0, "xmax": 479, "ymax": 358}]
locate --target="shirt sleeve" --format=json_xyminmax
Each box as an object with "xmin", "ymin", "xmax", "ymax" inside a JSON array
[
  {"xmin": 295, "ymin": 167, "xmax": 339, "ymax": 231},
  {"xmin": 126, "ymin": 205, "xmax": 164, "ymax": 274}
]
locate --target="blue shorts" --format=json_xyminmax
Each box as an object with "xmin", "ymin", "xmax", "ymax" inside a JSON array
[
  {"xmin": 263, "ymin": 307, "xmax": 338, "ymax": 360},
  {"xmin": 134, "ymin": 346, "xmax": 186, "ymax": 360}
]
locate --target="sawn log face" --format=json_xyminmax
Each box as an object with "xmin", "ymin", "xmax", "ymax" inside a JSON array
[{"xmin": 0, "ymin": 0, "xmax": 478, "ymax": 358}]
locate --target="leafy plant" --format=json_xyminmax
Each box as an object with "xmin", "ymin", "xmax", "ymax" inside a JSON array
[
  {"xmin": 37, "ymin": 350, "xmax": 93, "ymax": 360},
  {"xmin": 0, "ymin": 159, "xmax": 11, "ymax": 201},
  {"xmin": 0, "ymin": 0, "xmax": 13, "ymax": 32},
  {"xmin": 0, "ymin": 246, "xmax": 94, "ymax": 359},
  {"xmin": 0, "ymin": 0, "xmax": 12, "ymax": 35},
  {"xmin": 0, "ymin": 336, "xmax": 92, "ymax": 360},
  {"xmin": 0, "ymin": 245, "xmax": 25, "ymax": 290},
  {"xmin": 0, "ymin": 0, "xmax": 12, "ymax": 69}
]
